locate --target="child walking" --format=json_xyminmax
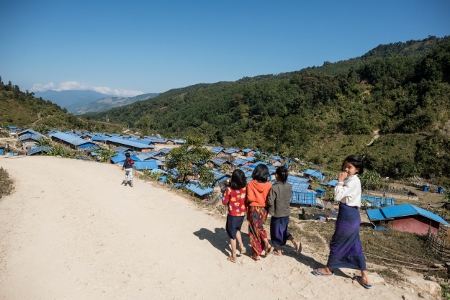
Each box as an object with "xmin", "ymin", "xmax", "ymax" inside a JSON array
[
  {"xmin": 312, "ymin": 155, "xmax": 372, "ymax": 289},
  {"xmin": 247, "ymin": 164, "xmax": 272, "ymax": 261},
  {"xmin": 222, "ymin": 169, "xmax": 247, "ymax": 263},
  {"xmin": 122, "ymin": 152, "xmax": 134, "ymax": 187},
  {"xmin": 267, "ymin": 166, "xmax": 301, "ymax": 256}
]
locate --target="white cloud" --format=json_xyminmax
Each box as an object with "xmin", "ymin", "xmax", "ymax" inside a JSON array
[
  {"xmin": 91, "ymin": 86, "xmax": 143, "ymax": 97},
  {"xmin": 31, "ymin": 82, "xmax": 55, "ymax": 91},
  {"xmin": 56, "ymin": 81, "xmax": 90, "ymax": 91},
  {"xmin": 31, "ymin": 81, "xmax": 143, "ymax": 97}
]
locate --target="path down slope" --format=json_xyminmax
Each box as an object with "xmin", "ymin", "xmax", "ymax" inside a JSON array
[{"xmin": 0, "ymin": 156, "xmax": 422, "ymax": 299}]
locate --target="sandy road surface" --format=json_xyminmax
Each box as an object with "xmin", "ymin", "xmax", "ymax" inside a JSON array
[{"xmin": 0, "ymin": 156, "xmax": 423, "ymax": 299}]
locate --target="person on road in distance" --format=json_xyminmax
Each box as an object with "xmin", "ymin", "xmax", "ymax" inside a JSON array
[{"xmin": 122, "ymin": 152, "xmax": 134, "ymax": 187}]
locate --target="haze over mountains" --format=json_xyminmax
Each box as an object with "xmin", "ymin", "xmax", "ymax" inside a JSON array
[{"xmin": 34, "ymin": 90, "xmax": 159, "ymax": 114}]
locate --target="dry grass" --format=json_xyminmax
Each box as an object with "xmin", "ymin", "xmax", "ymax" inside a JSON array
[
  {"xmin": 0, "ymin": 167, "xmax": 13, "ymax": 199},
  {"xmin": 292, "ymin": 214, "xmax": 446, "ymax": 281}
]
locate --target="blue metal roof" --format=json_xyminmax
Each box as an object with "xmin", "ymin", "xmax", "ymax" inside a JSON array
[
  {"xmin": 382, "ymin": 204, "xmax": 418, "ymax": 219},
  {"xmin": 287, "ymin": 176, "xmax": 309, "ymax": 184},
  {"xmin": 242, "ymin": 148, "xmax": 253, "ymax": 153},
  {"xmin": 223, "ymin": 148, "xmax": 240, "ymax": 154},
  {"xmin": 50, "ymin": 131, "xmax": 94, "ymax": 147},
  {"xmin": 246, "ymin": 156, "xmax": 256, "ymax": 162},
  {"xmin": 303, "ymin": 169, "xmax": 317, "ymax": 175},
  {"xmin": 18, "ymin": 129, "xmax": 41, "ymax": 136},
  {"xmin": 111, "ymin": 153, "xmax": 126, "ymax": 164},
  {"xmin": 210, "ymin": 169, "xmax": 228, "ymax": 181},
  {"xmin": 168, "ymin": 168, "xmax": 179, "ymax": 179},
  {"xmin": 158, "ymin": 148, "xmax": 173, "ymax": 155},
  {"xmin": 185, "ymin": 182, "xmax": 214, "ymax": 197},
  {"xmin": 27, "ymin": 146, "xmax": 52, "ymax": 155},
  {"xmin": 92, "ymin": 136, "xmax": 108, "ymax": 142},
  {"xmin": 210, "ymin": 146, "xmax": 224, "ymax": 154},
  {"xmin": 361, "ymin": 195, "xmax": 395, "ymax": 207},
  {"xmin": 211, "ymin": 158, "xmax": 227, "ymax": 166},
  {"xmin": 136, "ymin": 151, "xmax": 159, "ymax": 161},
  {"xmin": 232, "ymin": 158, "xmax": 248, "ymax": 166},
  {"xmin": 366, "ymin": 209, "xmax": 393, "ymax": 221},
  {"xmin": 327, "ymin": 179, "xmax": 338, "ymax": 187},
  {"xmin": 128, "ymin": 139, "xmax": 153, "ymax": 145},
  {"xmin": 19, "ymin": 133, "xmax": 43, "ymax": 142},
  {"xmin": 367, "ymin": 204, "xmax": 449, "ymax": 225},
  {"xmin": 134, "ymin": 160, "xmax": 159, "ymax": 170},
  {"xmin": 247, "ymin": 161, "xmax": 267, "ymax": 169},
  {"xmin": 108, "ymin": 137, "xmax": 155, "ymax": 149},
  {"xmin": 114, "ymin": 146, "xmax": 131, "ymax": 152}
]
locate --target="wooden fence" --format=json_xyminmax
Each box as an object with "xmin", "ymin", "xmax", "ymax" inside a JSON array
[{"xmin": 427, "ymin": 225, "xmax": 450, "ymax": 261}]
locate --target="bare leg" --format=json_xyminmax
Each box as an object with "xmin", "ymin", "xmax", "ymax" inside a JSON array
[
  {"xmin": 360, "ymin": 270, "xmax": 371, "ymax": 285},
  {"xmin": 274, "ymin": 246, "xmax": 282, "ymax": 255},
  {"xmin": 236, "ymin": 231, "xmax": 245, "ymax": 254},
  {"xmin": 263, "ymin": 237, "xmax": 272, "ymax": 255},
  {"xmin": 228, "ymin": 238, "xmax": 237, "ymax": 262},
  {"xmin": 288, "ymin": 236, "xmax": 302, "ymax": 253}
]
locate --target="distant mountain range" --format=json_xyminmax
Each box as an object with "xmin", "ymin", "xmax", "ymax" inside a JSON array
[{"xmin": 34, "ymin": 90, "xmax": 159, "ymax": 114}]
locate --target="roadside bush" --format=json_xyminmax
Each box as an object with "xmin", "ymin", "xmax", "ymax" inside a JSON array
[{"xmin": 0, "ymin": 167, "xmax": 13, "ymax": 198}]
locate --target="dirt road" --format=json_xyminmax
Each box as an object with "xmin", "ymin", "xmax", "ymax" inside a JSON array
[{"xmin": 0, "ymin": 156, "xmax": 428, "ymax": 299}]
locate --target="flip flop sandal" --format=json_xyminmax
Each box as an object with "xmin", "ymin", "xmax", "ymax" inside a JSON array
[
  {"xmin": 354, "ymin": 276, "xmax": 372, "ymax": 289},
  {"xmin": 312, "ymin": 268, "xmax": 335, "ymax": 276}
]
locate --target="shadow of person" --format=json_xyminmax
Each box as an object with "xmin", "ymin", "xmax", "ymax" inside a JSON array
[
  {"xmin": 193, "ymin": 228, "xmax": 230, "ymax": 256},
  {"xmin": 274, "ymin": 245, "xmax": 352, "ymax": 279}
]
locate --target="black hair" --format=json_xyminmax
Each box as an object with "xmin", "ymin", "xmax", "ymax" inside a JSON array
[
  {"xmin": 342, "ymin": 155, "xmax": 364, "ymax": 175},
  {"xmin": 252, "ymin": 164, "xmax": 269, "ymax": 183},
  {"xmin": 125, "ymin": 152, "xmax": 130, "ymax": 157},
  {"xmin": 230, "ymin": 169, "xmax": 246, "ymax": 189},
  {"xmin": 275, "ymin": 166, "xmax": 288, "ymax": 183}
]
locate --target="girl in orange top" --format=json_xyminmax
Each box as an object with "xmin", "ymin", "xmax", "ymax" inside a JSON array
[{"xmin": 247, "ymin": 164, "xmax": 272, "ymax": 261}]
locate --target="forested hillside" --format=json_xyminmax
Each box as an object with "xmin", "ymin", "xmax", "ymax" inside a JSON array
[
  {"xmin": 87, "ymin": 36, "xmax": 450, "ymax": 183},
  {"xmin": 0, "ymin": 79, "xmax": 123, "ymax": 133}
]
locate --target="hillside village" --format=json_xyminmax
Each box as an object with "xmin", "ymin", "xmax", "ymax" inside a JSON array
[
  {"xmin": 2, "ymin": 125, "xmax": 450, "ymax": 298},
  {"xmin": 2, "ymin": 125, "xmax": 448, "ymax": 233}
]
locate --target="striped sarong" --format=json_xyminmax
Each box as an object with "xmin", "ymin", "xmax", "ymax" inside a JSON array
[
  {"xmin": 248, "ymin": 206, "xmax": 268, "ymax": 256},
  {"xmin": 327, "ymin": 203, "xmax": 367, "ymax": 270}
]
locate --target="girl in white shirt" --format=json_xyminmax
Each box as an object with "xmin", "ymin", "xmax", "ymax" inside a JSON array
[{"xmin": 312, "ymin": 155, "xmax": 372, "ymax": 289}]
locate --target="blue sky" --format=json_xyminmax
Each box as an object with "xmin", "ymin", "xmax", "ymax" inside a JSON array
[{"xmin": 1, "ymin": 0, "xmax": 449, "ymax": 97}]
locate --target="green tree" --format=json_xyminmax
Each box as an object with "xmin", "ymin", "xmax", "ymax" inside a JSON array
[
  {"xmin": 444, "ymin": 189, "xmax": 450, "ymax": 202},
  {"xmin": 36, "ymin": 137, "xmax": 52, "ymax": 147},
  {"xmin": 139, "ymin": 116, "xmax": 152, "ymax": 137},
  {"xmin": 360, "ymin": 169, "xmax": 383, "ymax": 190},
  {"xmin": 98, "ymin": 147, "xmax": 117, "ymax": 163},
  {"xmin": 165, "ymin": 137, "xmax": 214, "ymax": 186}
]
